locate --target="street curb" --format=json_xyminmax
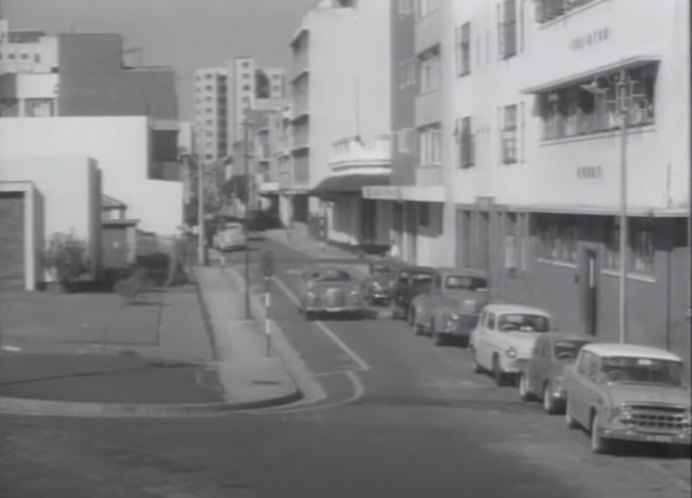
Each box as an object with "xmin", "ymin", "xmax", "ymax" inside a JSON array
[
  {"xmin": 191, "ymin": 273, "xmax": 222, "ymax": 363},
  {"xmin": 0, "ymin": 387, "xmax": 302, "ymax": 418}
]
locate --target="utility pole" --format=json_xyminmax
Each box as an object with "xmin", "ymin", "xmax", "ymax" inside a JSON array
[
  {"xmin": 617, "ymin": 68, "xmax": 630, "ymax": 344},
  {"xmin": 197, "ymin": 152, "xmax": 206, "ymax": 266},
  {"xmin": 244, "ymin": 119, "xmax": 252, "ymax": 319}
]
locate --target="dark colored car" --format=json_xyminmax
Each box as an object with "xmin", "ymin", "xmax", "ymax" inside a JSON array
[
  {"xmin": 518, "ymin": 332, "xmax": 593, "ymax": 414},
  {"xmin": 390, "ymin": 266, "xmax": 438, "ymax": 320},
  {"xmin": 298, "ymin": 266, "xmax": 365, "ymax": 321},
  {"xmin": 361, "ymin": 259, "xmax": 405, "ymax": 306}
]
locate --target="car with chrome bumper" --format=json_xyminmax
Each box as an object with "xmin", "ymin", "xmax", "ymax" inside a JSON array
[
  {"xmin": 361, "ymin": 259, "xmax": 404, "ymax": 306},
  {"xmin": 298, "ymin": 266, "xmax": 364, "ymax": 321},
  {"xmin": 390, "ymin": 266, "xmax": 437, "ymax": 321},
  {"xmin": 213, "ymin": 222, "xmax": 247, "ymax": 251},
  {"xmin": 409, "ymin": 268, "xmax": 488, "ymax": 346},
  {"xmin": 469, "ymin": 304, "xmax": 552, "ymax": 386},
  {"xmin": 518, "ymin": 332, "xmax": 593, "ymax": 414},
  {"xmin": 563, "ymin": 343, "xmax": 691, "ymax": 454}
]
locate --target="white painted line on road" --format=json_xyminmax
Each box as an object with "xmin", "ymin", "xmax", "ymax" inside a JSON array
[{"xmin": 273, "ymin": 275, "xmax": 371, "ymax": 373}]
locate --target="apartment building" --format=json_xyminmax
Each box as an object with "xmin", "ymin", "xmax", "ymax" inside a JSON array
[
  {"xmin": 193, "ymin": 58, "xmax": 285, "ymax": 184},
  {"xmin": 363, "ymin": 0, "xmax": 450, "ymax": 266},
  {"xmin": 288, "ymin": 0, "xmax": 391, "ymax": 246},
  {"xmin": 442, "ymin": 0, "xmax": 689, "ymax": 363}
]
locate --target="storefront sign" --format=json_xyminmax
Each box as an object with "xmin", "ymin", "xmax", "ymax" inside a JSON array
[
  {"xmin": 571, "ymin": 27, "xmax": 610, "ymax": 51},
  {"xmin": 363, "ymin": 186, "xmax": 402, "ymax": 200},
  {"xmin": 576, "ymin": 165, "xmax": 603, "ymax": 179}
]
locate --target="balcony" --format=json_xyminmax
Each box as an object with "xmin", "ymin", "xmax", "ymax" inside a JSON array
[
  {"xmin": 415, "ymin": 90, "xmax": 441, "ymax": 127},
  {"xmin": 415, "ymin": 9, "xmax": 441, "ymax": 55},
  {"xmin": 328, "ymin": 135, "xmax": 391, "ymax": 173},
  {"xmin": 292, "ymin": 121, "xmax": 310, "ymax": 151},
  {"xmin": 415, "ymin": 164, "xmax": 443, "ymax": 186}
]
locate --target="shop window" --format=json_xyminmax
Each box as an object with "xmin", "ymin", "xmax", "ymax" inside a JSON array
[
  {"xmin": 501, "ymin": 104, "xmax": 518, "ymax": 164},
  {"xmin": 418, "ymin": 203, "xmax": 430, "ymax": 227},
  {"xmin": 536, "ymin": 214, "xmax": 578, "ymax": 264},
  {"xmin": 603, "ymin": 217, "xmax": 655, "ymax": 275}
]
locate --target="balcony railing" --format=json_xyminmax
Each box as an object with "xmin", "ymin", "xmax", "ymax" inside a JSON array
[{"xmin": 329, "ymin": 135, "xmax": 391, "ymax": 172}]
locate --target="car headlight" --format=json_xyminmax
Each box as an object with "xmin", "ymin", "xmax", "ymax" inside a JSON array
[
  {"xmin": 448, "ymin": 313, "xmax": 460, "ymax": 322},
  {"xmin": 306, "ymin": 291, "xmax": 317, "ymax": 301},
  {"xmin": 611, "ymin": 404, "xmax": 634, "ymax": 423},
  {"xmin": 371, "ymin": 281, "xmax": 382, "ymax": 290},
  {"xmin": 505, "ymin": 346, "xmax": 517, "ymax": 358}
]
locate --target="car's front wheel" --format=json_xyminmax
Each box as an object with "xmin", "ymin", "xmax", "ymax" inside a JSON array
[
  {"xmin": 518, "ymin": 374, "xmax": 533, "ymax": 401},
  {"xmin": 590, "ymin": 413, "xmax": 611, "ymax": 454},
  {"xmin": 542, "ymin": 383, "xmax": 560, "ymax": 415}
]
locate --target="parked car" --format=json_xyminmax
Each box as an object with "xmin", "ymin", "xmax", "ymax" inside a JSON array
[
  {"xmin": 409, "ymin": 267, "xmax": 488, "ymax": 346},
  {"xmin": 361, "ymin": 259, "xmax": 405, "ymax": 306},
  {"xmin": 246, "ymin": 209, "xmax": 283, "ymax": 231},
  {"xmin": 518, "ymin": 332, "xmax": 594, "ymax": 414},
  {"xmin": 214, "ymin": 222, "xmax": 247, "ymax": 251},
  {"xmin": 298, "ymin": 266, "xmax": 364, "ymax": 321},
  {"xmin": 469, "ymin": 304, "xmax": 552, "ymax": 386},
  {"xmin": 390, "ymin": 266, "xmax": 438, "ymax": 321},
  {"xmin": 563, "ymin": 343, "xmax": 691, "ymax": 454}
]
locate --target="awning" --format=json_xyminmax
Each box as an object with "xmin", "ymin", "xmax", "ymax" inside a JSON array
[
  {"xmin": 310, "ymin": 173, "xmax": 390, "ymax": 197},
  {"xmin": 527, "ymin": 204, "xmax": 687, "ymax": 217},
  {"xmin": 522, "ymin": 55, "xmax": 660, "ymax": 94},
  {"xmin": 362, "ymin": 185, "xmax": 444, "ymax": 203}
]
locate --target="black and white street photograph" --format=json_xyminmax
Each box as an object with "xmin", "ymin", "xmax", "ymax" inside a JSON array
[{"xmin": 0, "ymin": 0, "xmax": 690, "ymax": 497}]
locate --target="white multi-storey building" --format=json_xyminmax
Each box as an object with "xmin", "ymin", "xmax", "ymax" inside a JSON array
[{"xmin": 446, "ymin": 0, "xmax": 689, "ymax": 364}]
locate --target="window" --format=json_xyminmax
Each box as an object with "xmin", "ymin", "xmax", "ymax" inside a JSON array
[
  {"xmin": 243, "ymin": 73, "xmax": 250, "ymax": 80},
  {"xmin": 455, "ymin": 22, "xmax": 471, "ymax": 76},
  {"xmin": 242, "ymin": 96, "xmax": 251, "ymax": 103},
  {"xmin": 487, "ymin": 312, "xmax": 496, "ymax": 329},
  {"xmin": 242, "ymin": 61, "xmax": 251, "ymax": 68},
  {"xmin": 397, "ymin": 128, "xmax": 414, "ymax": 153},
  {"xmin": 456, "ymin": 116, "xmax": 474, "ymax": 168},
  {"xmin": 416, "ymin": 0, "xmax": 439, "ymax": 18},
  {"xmin": 501, "ymin": 104, "xmax": 518, "ymax": 164},
  {"xmin": 418, "ymin": 203, "xmax": 430, "ymax": 227},
  {"xmin": 504, "ymin": 213, "xmax": 519, "ymax": 276},
  {"xmin": 540, "ymin": 64, "xmax": 657, "ymax": 140},
  {"xmin": 34, "ymin": 54, "xmax": 40, "ymax": 63},
  {"xmin": 535, "ymin": 214, "xmax": 578, "ymax": 264},
  {"xmin": 498, "ymin": 0, "xmax": 517, "ymax": 60},
  {"xmin": 603, "ymin": 217, "xmax": 655, "ymax": 275},
  {"xmin": 243, "ymin": 85, "xmax": 251, "ymax": 91},
  {"xmin": 418, "ymin": 48, "xmax": 440, "ymax": 93},
  {"xmin": 398, "ymin": 0, "xmax": 413, "ymax": 15},
  {"xmin": 419, "ymin": 125, "xmax": 441, "ymax": 166},
  {"xmin": 204, "ymin": 85, "xmax": 212, "ymax": 91},
  {"xmin": 535, "ymin": 0, "xmax": 599, "ymax": 24},
  {"xmin": 8, "ymin": 53, "xmax": 16, "ymax": 60}
]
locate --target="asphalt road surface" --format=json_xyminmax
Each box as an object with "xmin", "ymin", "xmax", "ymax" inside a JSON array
[{"xmin": 1, "ymin": 236, "xmax": 689, "ymax": 498}]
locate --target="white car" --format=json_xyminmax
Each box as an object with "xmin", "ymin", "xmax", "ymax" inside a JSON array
[
  {"xmin": 214, "ymin": 222, "xmax": 247, "ymax": 251},
  {"xmin": 469, "ymin": 304, "xmax": 552, "ymax": 386}
]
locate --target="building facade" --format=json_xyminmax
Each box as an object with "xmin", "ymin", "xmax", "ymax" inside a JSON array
[{"xmin": 288, "ymin": 0, "xmax": 392, "ymax": 244}]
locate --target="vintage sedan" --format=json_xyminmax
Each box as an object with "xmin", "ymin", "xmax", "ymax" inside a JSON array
[
  {"xmin": 361, "ymin": 259, "xmax": 405, "ymax": 306},
  {"xmin": 409, "ymin": 268, "xmax": 488, "ymax": 346},
  {"xmin": 390, "ymin": 266, "xmax": 438, "ymax": 320},
  {"xmin": 214, "ymin": 222, "xmax": 247, "ymax": 251},
  {"xmin": 298, "ymin": 266, "xmax": 364, "ymax": 321},
  {"xmin": 518, "ymin": 332, "xmax": 593, "ymax": 414},
  {"xmin": 469, "ymin": 304, "xmax": 552, "ymax": 386},
  {"xmin": 563, "ymin": 343, "xmax": 691, "ymax": 454}
]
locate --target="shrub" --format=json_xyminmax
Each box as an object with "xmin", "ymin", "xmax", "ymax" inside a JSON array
[{"xmin": 44, "ymin": 232, "xmax": 89, "ymax": 283}]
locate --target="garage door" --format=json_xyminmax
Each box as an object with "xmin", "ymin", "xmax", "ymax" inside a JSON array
[{"xmin": 0, "ymin": 192, "xmax": 25, "ymax": 291}]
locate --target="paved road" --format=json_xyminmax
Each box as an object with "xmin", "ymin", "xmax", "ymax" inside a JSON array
[{"xmin": 1, "ymin": 236, "xmax": 689, "ymax": 498}]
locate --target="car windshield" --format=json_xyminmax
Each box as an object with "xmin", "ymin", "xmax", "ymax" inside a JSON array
[
  {"xmin": 224, "ymin": 223, "xmax": 242, "ymax": 230},
  {"xmin": 372, "ymin": 265, "xmax": 394, "ymax": 276},
  {"xmin": 498, "ymin": 314, "xmax": 550, "ymax": 332},
  {"xmin": 445, "ymin": 275, "xmax": 487, "ymax": 291},
  {"xmin": 313, "ymin": 270, "xmax": 351, "ymax": 282},
  {"xmin": 553, "ymin": 340, "xmax": 590, "ymax": 361},
  {"xmin": 410, "ymin": 273, "xmax": 434, "ymax": 285},
  {"xmin": 600, "ymin": 357, "xmax": 685, "ymax": 387}
]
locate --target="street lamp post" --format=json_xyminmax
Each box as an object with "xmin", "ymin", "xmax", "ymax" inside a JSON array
[
  {"xmin": 197, "ymin": 153, "xmax": 206, "ymax": 266},
  {"xmin": 243, "ymin": 119, "xmax": 252, "ymax": 319}
]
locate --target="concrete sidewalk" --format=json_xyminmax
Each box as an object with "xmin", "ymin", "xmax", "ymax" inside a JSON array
[{"xmin": 194, "ymin": 266, "xmax": 304, "ymax": 408}]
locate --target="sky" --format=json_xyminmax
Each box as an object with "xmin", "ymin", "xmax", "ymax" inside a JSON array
[{"xmin": 3, "ymin": 0, "xmax": 318, "ymax": 119}]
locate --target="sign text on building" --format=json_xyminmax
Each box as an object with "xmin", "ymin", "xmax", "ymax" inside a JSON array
[
  {"xmin": 571, "ymin": 28, "xmax": 610, "ymax": 51},
  {"xmin": 576, "ymin": 165, "xmax": 603, "ymax": 179}
]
